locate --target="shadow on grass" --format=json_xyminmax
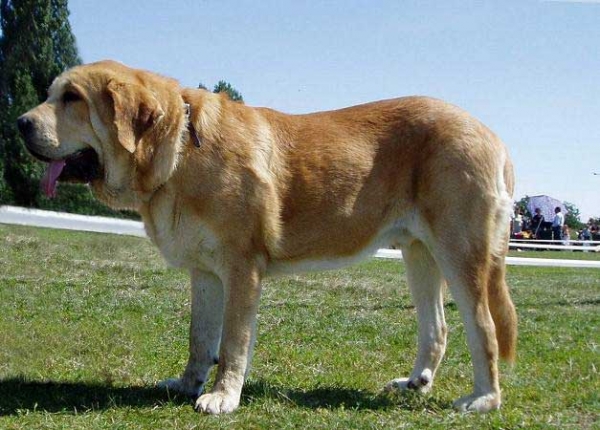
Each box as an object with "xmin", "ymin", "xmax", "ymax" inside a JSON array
[
  {"xmin": 0, "ymin": 376, "xmax": 189, "ymax": 415},
  {"xmin": 243, "ymin": 380, "xmax": 450, "ymax": 412},
  {"xmin": 0, "ymin": 377, "xmax": 450, "ymax": 415}
]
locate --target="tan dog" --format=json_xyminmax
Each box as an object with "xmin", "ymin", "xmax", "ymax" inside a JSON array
[{"xmin": 18, "ymin": 60, "xmax": 517, "ymax": 414}]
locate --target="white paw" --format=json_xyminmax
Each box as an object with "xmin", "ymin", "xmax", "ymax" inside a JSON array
[
  {"xmin": 157, "ymin": 378, "xmax": 203, "ymax": 397},
  {"xmin": 453, "ymin": 392, "xmax": 501, "ymax": 413},
  {"xmin": 195, "ymin": 390, "xmax": 240, "ymax": 415},
  {"xmin": 384, "ymin": 369, "xmax": 433, "ymax": 394}
]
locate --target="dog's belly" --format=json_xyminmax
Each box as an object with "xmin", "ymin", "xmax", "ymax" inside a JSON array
[
  {"xmin": 267, "ymin": 244, "xmax": 384, "ymax": 275},
  {"xmin": 267, "ymin": 217, "xmax": 416, "ymax": 276}
]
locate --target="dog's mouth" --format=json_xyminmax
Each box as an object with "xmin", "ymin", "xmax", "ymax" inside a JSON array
[{"xmin": 38, "ymin": 148, "xmax": 102, "ymax": 198}]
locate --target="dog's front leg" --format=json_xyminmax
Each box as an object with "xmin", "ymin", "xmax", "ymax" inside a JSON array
[
  {"xmin": 195, "ymin": 262, "xmax": 263, "ymax": 414},
  {"xmin": 159, "ymin": 270, "xmax": 224, "ymax": 397}
]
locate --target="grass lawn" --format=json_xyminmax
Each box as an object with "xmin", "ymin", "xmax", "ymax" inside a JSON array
[{"xmin": 0, "ymin": 224, "xmax": 598, "ymax": 429}]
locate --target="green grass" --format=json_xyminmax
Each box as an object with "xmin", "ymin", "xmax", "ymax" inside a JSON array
[{"xmin": 0, "ymin": 224, "xmax": 598, "ymax": 429}]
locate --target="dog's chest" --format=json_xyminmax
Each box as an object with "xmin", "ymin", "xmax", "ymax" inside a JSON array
[{"xmin": 142, "ymin": 202, "xmax": 221, "ymax": 272}]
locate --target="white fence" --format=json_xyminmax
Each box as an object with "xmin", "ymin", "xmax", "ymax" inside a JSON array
[
  {"xmin": 509, "ymin": 242, "xmax": 600, "ymax": 252},
  {"xmin": 2, "ymin": 205, "xmax": 600, "ymax": 269},
  {"xmin": 510, "ymin": 239, "xmax": 600, "ymax": 244},
  {"xmin": 0, "ymin": 205, "xmax": 146, "ymax": 237}
]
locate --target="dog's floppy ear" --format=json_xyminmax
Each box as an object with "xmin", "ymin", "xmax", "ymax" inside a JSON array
[{"xmin": 107, "ymin": 80, "xmax": 164, "ymax": 153}]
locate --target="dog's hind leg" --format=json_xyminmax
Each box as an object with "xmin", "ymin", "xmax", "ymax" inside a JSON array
[
  {"xmin": 385, "ymin": 239, "xmax": 447, "ymax": 394},
  {"xmin": 159, "ymin": 270, "xmax": 224, "ymax": 397},
  {"xmin": 433, "ymin": 241, "xmax": 502, "ymax": 413}
]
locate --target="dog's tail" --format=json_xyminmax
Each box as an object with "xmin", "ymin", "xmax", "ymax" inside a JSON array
[
  {"xmin": 488, "ymin": 257, "xmax": 518, "ymax": 363},
  {"xmin": 488, "ymin": 149, "xmax": 518, "ymax": 363}
]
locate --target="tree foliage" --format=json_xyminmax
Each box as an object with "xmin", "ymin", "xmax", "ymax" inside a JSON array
[
  {"xmin": 213, "ymin": 80, "xmax": 244, "ymax": 102},
  {"xmin": 199, "ymin": 80, "xmax": 244, "ymax": 103},
  {"xmin": 0, "ymin": 0, "xmax": 81, "ymax": 206},
  {"xmin": 515, "ymin": 195, "xmax": 531, "ymax": 217},
  {"xmin": 563, "ymin": 201, "xmax": 583, "ymax": 230}
]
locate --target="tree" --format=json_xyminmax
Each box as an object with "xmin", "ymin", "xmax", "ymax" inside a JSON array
[
  {"xmin": 0, "ymin": 0, "xmax": 81, "ymax": 207},
  {"xmin": 514, "ymin": 195, "xmax": 531, "ymax": 218},
  {"xmin": 213, "ymin": 80, "xmax": 244, "ymax": 103},
  {"xmin": 0, "ymin": 67, "xmax": 41, "ymax": 205},
  {"xmin": 198, "ymin": 80, "xmax": 244, "ymax": 103},
  {"xmin": 563, "ymin": 201, "xmax": 584, "ymax": 230}
]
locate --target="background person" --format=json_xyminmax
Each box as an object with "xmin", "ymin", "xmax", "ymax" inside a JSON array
[
  {"xmin": 562, "ymin": 225, "xmax": 570, "ymax": 246},
  {"xmin": 531, "ymin": 207, "xmax": 544, "ymax": 239},
  {"xmin": 552, "ymin": 206, "xmax": 564, "ymax": 243},
  {"xmin": 512, "ymin": 210, "xmax": 524, "ymax": 237}
]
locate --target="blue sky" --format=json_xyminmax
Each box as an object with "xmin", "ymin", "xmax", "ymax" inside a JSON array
[{"xmin": 68, "ymin": 0, "xmax": 600, "ymax": 220}]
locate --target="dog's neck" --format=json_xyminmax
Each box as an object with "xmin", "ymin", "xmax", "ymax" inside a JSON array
[
  {"xmin": 180, "ymin": 88, "xmax": 224, "ymax": 146},
  {"xmin": 148, "ymin": 89, "xmax": 230, "ymax": 205}
]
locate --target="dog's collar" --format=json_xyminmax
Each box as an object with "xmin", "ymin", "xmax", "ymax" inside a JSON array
[{"xmin": 184, "ymin": 103, "xmax": 202, "ymax": 148}]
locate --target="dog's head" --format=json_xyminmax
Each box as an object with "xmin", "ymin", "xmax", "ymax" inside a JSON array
[{"xmin": 17, "ymin": 60, "xmax": 187, "ymax": 209}]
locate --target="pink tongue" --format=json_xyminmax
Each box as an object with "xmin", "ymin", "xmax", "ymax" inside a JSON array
[{"xmin": 41, "ymin": 160, "xmax": 66, "ymax": 198}]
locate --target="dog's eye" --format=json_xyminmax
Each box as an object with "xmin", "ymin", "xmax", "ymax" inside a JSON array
[{"xmin": 62, "ymin": 91, "xmax": 82, "ymax": 104}]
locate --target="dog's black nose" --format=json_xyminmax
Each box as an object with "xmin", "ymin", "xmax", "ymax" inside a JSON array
[{"xmin": 17, "ymin": 115, "xmax": 34, "ymax": 138}]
